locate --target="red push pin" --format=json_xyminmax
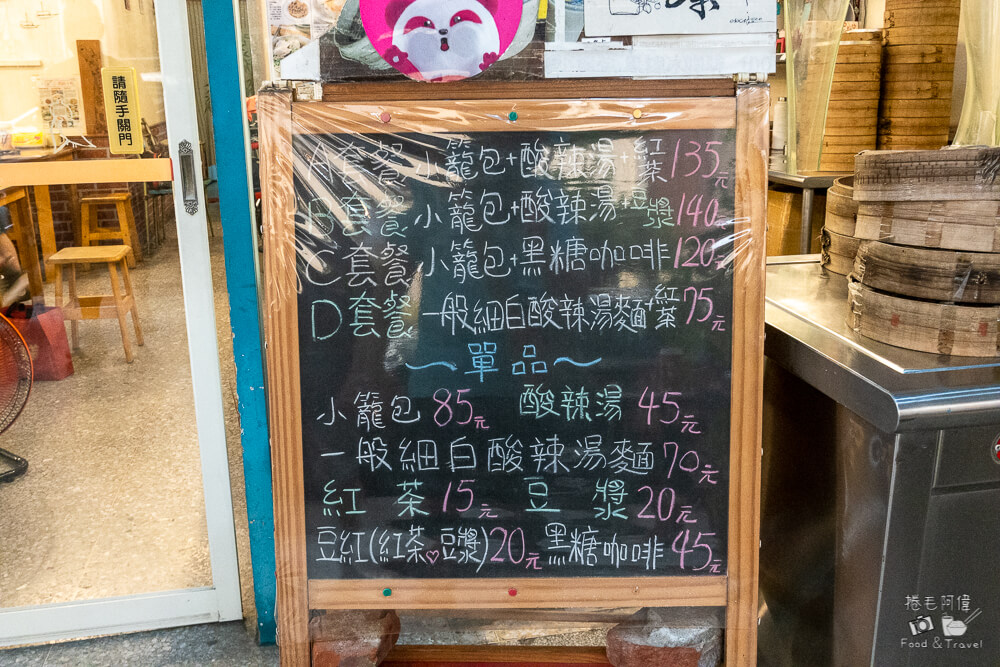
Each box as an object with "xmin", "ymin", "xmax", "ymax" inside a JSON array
[
  {"xmin": 379, "ymin": 111, "xmax": 392, "ymax": 123},
  {"xmin": 508, "ymin": 588, "xmax": 518, "ymax": 597}
]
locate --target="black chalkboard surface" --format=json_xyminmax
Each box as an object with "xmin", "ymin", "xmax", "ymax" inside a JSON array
[{"xmin": 294, "ymin": 127, "xmax": 736, "ymax": 580}]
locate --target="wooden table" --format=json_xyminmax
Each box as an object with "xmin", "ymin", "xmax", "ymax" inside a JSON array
[{"xmin": 0, "ymin": 148, "xmax": 81, "ymax": 281}]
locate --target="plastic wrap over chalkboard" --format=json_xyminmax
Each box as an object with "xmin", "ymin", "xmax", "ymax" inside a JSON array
[{"xmin": 258, "ymin": 86, "xmax": 768, "ymax": 664}]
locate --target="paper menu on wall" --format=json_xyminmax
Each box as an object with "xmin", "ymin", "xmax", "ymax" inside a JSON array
[
  {"xmin": 36, "ymin": 78, "xmax": 82, "ymax": 131},
  {"xmin": 583, "ymin": 0, "xmax": 776, "ymax": 36}
]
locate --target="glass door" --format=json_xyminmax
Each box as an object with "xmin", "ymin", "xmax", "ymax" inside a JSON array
[{"xmin": 0, "ymin": 0, "xmax": 241, "ymax": 644}]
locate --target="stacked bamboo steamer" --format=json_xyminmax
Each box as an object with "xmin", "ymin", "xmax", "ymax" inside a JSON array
[
  {"xmin": 821, "ymin": 176, "xmax": 860, "ymax": 274},
  {"xmin": 848, "ymin": 148, "xmax": 1000, "ymax": 357},
  {"xmin": 878, "ymin": 0, "xmax": 960, "ymax": 151},
  {"xmin": 821, "ymin": 30, "xmax": 881, "ymax": 172}
]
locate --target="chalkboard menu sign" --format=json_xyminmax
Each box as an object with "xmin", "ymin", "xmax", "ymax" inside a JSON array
[
  {"xmin": 298, "ymin": 125, "xmax": 734, "ymax": 580},
  {"xmin": 260, "ymin": 83, "xmax": 767, "ymax": 667}
]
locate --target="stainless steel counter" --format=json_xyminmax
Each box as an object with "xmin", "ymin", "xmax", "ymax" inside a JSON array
[
  {"xmin": 763, "ymin": 257, "xmax": 1000, "ymax": 433},
  {"xmin": 760, "ymin": 256, "xmax": 1000, "ymax": 667}
]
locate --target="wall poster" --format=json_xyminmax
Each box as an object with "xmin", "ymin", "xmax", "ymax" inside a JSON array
[{"xmin": 36, "ymin": 78, "xmax": 82, "ymax": 131}]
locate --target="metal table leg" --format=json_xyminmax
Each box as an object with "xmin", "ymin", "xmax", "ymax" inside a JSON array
[{"xmin": 800, "ymin": 187, "xmax": 815, "ymax": 254}]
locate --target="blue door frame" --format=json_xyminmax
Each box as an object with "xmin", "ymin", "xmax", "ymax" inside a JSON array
[{"xmin": 200, "ymin": 0, "xmax": 276, "ymax": 644}]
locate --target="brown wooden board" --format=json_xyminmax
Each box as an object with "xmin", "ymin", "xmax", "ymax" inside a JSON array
[
  {"xmin": 322, "ymin": 79, "xmax": 737, "ymax": 103},
  {"xmin": 383, "ymin": 645, "xmax": 612, "ymax": 665},
  {"xmin": 259, "ymin": 84, "xmax": 767, "ymax": 667},
  {"xmin": 76, "ymin": 39, "xmax": 106, "ymax": 136},
  {"xmin": 848, "ymin": 281, "xmax": 1000, "ymax": 357},
  {"xmin": 854, "ymin": 240, "xmax": 1000, "ymax": 304}
]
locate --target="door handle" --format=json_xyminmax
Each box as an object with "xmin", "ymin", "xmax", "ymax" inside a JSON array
[{"xmin": 178, "ymin": 139, "xmax": 199, "ymax": 215}]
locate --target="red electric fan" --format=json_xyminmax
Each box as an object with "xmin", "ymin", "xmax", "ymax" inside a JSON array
[{"xmin": 0, "ymin": 312, "xmax": 31, "ymax": 482}]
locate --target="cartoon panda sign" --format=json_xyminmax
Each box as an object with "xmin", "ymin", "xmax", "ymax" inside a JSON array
[{"xmin": 360, "ymin": 0, "xmax": 523, "ymax": 82}]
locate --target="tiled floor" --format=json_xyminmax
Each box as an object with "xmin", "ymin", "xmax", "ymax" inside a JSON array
[
  {"xmin": 0, "ymin": 204, "xmax": 256, "ymax": 628},
  {"xmin": 0, "ymin": 622, "xmax": 278, "ymax": 666}
]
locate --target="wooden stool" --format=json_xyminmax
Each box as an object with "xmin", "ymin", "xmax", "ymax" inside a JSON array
[
  {"xmin": 49, "ymin": 245, "xmax": 144, "ymax": 363},
  {"xmin": 80, "ymin": 193, "xmax": 143, "ymax": 267}
]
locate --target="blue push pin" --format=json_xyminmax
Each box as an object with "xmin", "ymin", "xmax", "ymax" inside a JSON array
[
  {"xmin": 508, "ymin": 111, "xmax": 518, "ymax": 122},
  {"xmin": 382, "ymin": 587, "xmax": 392, "ymax": 597}
]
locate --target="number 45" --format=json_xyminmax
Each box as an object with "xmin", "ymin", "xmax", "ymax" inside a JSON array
[{"xmin": 672, "ymin": 530, "xmax": 715, "ymax": 570}]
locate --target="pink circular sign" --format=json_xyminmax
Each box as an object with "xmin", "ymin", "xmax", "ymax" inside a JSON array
[{"xmin": 360, "ymin": 0, "xmax": 522, "ymax": 82}]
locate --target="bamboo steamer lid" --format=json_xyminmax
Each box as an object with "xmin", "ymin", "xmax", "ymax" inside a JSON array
[
  {"xmin": 848, "ymin": 281, "xmax": 1000, "ymax": 357},
  {"xmin": 859, "ymin": 200, "xmax": 1000, "ymax": 226},
  {"xmin": 883, "ymin": 26, "xmax": 960, "ymax": 46},
  {"xmin": 880, "ymin": 80, "xmax": 953, "ymax": 99},
  {"xmin": 877, "ymin": 135, "xmax": 950, "ymax": 151},
  {"xmin": 836, "ymin": 42, "xmax": 882, "ymax": 63},
  {"xmin": 854, "ymin": 148, "xmax": 1000, "ymax": 201},
  {"xmin": 879, "ymin": 117, "xmax": 952, "ymax": 136},
  {"xmin": 838, "ymin": 41, "xmax": 881, "ymax": 54},
  {"xmin": 833, "ymin": 63, "xmax": 881, "ymax": 82},
  {"xmin": 841, "ymin": 28, "xmax": 882, "ymax": 42},
  {"xmin": 880, "ymin": 98, "xmax": 952, "ymax": 117},
  {"xmin": 826, "ymin": 127, "xmax": 876, "ymax": 138},
  {"xmin": 820, "ymin": 154, "xmax": 862, "ymax": 172},
  {"xmin": 885, "ymin": 0, "xmax": 960, "ymax": 10},
  {"xmin": 832, "ymin": 80, "xmax": 881, "ymax": 96},
  {"xmin": 826, "ymin": 113, "xmax": 877, "ymax": 127},
  {"xmin": 827, "ymin": 111, "xmax": 878, "ymax": 126},
  {"xmin": 821, "ymin": 228, "xmax": 861, "ymax": 275},
  {"xmin": 884, "ymin": 44, "xmax": 956, "ymax": 64},
  {"xmin": 836, "ymin": 51, "xmax": 884, "ymax": 65},
  {"xmin": 884, "ymin": 7, "xmax": 961, "ymax": 28},
  {"xmin": 825, "ymin": 177, "xmax": 857, "ymax": 234},
  {"xmin": 854, "ymin": 240, "xmax": 1000, "ymax": 304},
  {"xmin": 828, "ymin": 99, "xmax": 881, "ymax": 112},
  {"xmin": 824, "ymin": 135, "xmax": 877, "ymax": 149},
  {"xmin": 881, "ymin": 63, "xmax": 957, "ymax": 81},
  {"xmin": 824, "ymin": 209, "xmax": 858, "ymax": 234},
  {"xmin": 854, "ymin": 209, "xmax": 1000, "ymax": 254},
  {"xmin": 826, "ymin": 126, "xmax": 876, "ymax": 138},
  {"xmin": 827, "ymin": 176, "xmax": 856, "ymax": 211}
]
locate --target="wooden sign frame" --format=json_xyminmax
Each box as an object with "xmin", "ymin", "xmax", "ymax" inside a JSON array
[{"xmin": 260, "ymin": 82, "xmax": 767, "ymax": 666}]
